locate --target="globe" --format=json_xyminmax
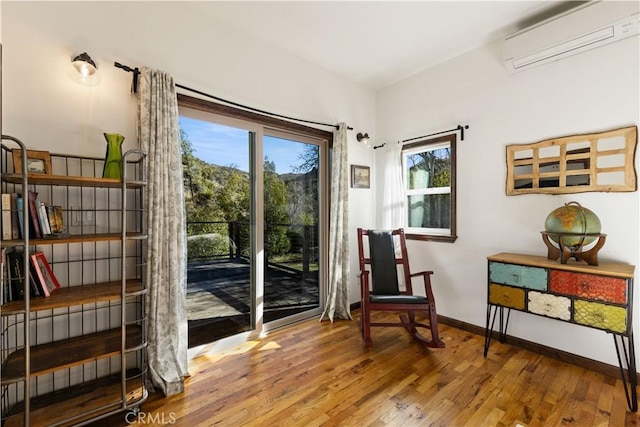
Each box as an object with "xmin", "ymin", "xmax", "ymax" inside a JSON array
[{"xmin": 544, "ymin": 202, "xmax": 601, "ymax": 248}]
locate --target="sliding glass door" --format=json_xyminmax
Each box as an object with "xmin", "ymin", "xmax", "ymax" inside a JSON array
[
  {"xmin": 263, "ymin": 131, "xmax": 322, "ymax": 327},
  {"xmin": 179, "ymin": 106, "xmax": 327, "ymax": 346},
  {"xmin": 180, "ymin": 113, "xmax": 257, "ymax": 346}
]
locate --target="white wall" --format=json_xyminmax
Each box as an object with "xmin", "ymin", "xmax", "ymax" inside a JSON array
[
  {"xmin": 1, "ymin": 2, "xmax": 376, "ymax": 308},
  {"xmin": 376, "ymin": 35, "xmax": 640, "ymax": 366}
]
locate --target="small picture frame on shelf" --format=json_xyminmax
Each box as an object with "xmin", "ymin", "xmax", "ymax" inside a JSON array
[
  {"xmin": 351, "ymin": 164, "xmax": 370, "ymax": 189},
  {"xmin": 12, "ymin": 149, "xmax": 52, "ymax": 175}
]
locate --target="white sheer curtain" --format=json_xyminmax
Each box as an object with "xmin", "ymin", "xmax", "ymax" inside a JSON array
[
  {"xmin": 381, "ymin": 142, "xmax": 405, "ymax": 229},
  {"xmin": 137, "ymin": 67, "xmax": 188, "ymax": 396},
  {"xmin": 320, "ymin": 123, "xmax": 352, "ymax": 322}
]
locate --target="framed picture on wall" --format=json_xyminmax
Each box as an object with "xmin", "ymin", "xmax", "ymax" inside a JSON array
[
  {"xmin": 12, "ymin": 149, "xmax": 52, "ymax": 175},
  {"xmin": 351, "ymin": 165, "xmax": 370, "ymax": 189}
]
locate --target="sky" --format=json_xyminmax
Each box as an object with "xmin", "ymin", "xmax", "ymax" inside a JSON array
[{"xmin": 179, "ymin": 116, "xmax": 308, "ymax": 173}]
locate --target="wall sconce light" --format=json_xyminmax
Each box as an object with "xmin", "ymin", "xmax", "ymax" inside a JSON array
[
  {"xmin": 357, "ymin": 132, "xmax": 371, "ymax": 148},
  {"xmin": 69, "ymin": 52, "xmax": 100, "ymax": 86}
]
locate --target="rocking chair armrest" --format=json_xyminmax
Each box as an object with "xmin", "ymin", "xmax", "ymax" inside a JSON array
[
  {"xmin": 410, "ymin": 271, "xmax": 437, "ymax": 304},
  {"xmin": 410, "ymin": 271, "xmax": 434, "ymax": 278}
]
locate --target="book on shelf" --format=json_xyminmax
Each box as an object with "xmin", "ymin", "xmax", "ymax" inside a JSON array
[
  {"xmin": 28, "ymin": 260, "xmax": 44, "ymax": 297},
  {"xmin": 11, "ymin": 193, "xmax": 20, "ymax": 239},
  {"xmin": 38, "ymin": 201, "xmax": 52, "ymax": 235},
  {"xmin": 29, "ymin": 253, "xmax": 48, "ymax": 297},
  {"xmin": 32, "ymin": 251, "xmax": 60, "ymax": 295},
  {"xmin": 16, "ymin": 195, "xmax": 24, "ymax": 239},
  {"xmin": 0, "ymin": 248, "xmax": 13, "ymax": 304},
  {"xmin": 1, "ymin": 248, "xmax": 6, "ymax": 304},
  {"xmin": 6, "ymin": 250, "xmax": 26, "ymax": 301},
  {"xmin": 36, "ymin": 199, "xmax": 51, "ymax": 236},
  {"xmin": 34, "ymin": 196, "xmax": 51, "ymax": 236},
  {"xmin": 27, "ymin": 191, "xmax": 42, "ymax": 239},
  {"xmin": 1, "ymin": 193, "xmax": 12, "ymax": 240}
]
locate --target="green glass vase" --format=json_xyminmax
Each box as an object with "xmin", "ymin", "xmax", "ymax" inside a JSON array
[{"xmin": 102, "ymin": 133, "xmax": 124, "ymax": 179}]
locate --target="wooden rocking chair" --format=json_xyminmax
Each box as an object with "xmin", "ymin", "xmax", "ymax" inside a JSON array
[{"xmin": 357, "ymin": 228, "xmax": 445, "ymax": 348}]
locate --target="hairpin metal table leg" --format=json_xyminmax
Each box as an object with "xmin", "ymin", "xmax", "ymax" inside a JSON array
[
  {"xmin": 484, "ymin": 305, "xmax": 511, "ymax": 357},
  {"xmin": 613, "ymin": 331, "xmax": 637, "ymax": 412}
]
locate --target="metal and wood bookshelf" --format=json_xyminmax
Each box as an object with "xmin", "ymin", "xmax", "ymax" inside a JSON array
[{"xmin": 0, "ymin": 136, "xmax": 148, "ymax": 426}]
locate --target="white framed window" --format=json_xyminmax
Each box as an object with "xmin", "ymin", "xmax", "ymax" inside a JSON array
[{"xmin": 402, "ymin": 133, "xmax": 457, "ymax": 242}]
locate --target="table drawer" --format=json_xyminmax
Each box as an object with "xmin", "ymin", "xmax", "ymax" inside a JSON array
[
  {"xmin": 489, "ymin": 262, "xmax": 547, "ymax": 290},
  {"xmin": 549, "ymin": 270, "xmax": 627, "ymax": 304},
  {"xmin": 528, "ymin": 291, "xmax": 571, "ymax": 320},
  {"xmin": 489, "ymin": 284, "xmax": 525, "ymax": 310},
  {"xmin": 574, "ymin": 300, "xmax": 627, "ymax": 333}
]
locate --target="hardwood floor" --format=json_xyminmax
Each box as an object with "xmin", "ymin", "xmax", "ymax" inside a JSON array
[{"xmin": 93, "ymin": 311, "xmax": 639, "ymax": 426}]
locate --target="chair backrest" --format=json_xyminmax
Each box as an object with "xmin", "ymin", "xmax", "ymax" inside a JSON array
[{"xmin": 357, "ymin": 228, "xmax": 413, "ymax": 296}]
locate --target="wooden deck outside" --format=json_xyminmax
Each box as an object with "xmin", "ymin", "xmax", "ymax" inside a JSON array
[{"xmin": 187, "ymin": 259, "xmax": 319, "ymax": 345}]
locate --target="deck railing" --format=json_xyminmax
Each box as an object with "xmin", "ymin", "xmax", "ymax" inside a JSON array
[{"xmin": 186, "ymin": 220, "xmax": 318, "ymax": 278}]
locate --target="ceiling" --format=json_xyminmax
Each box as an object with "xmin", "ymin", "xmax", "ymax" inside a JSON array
[{"xmin": 191, "ymin": 1, "xmax": 582, "ymax": 89}]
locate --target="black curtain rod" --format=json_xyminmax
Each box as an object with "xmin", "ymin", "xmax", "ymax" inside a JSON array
[
  {"xmin": 114, "ymin": 62, "xmax": 140, "ymax": 94},
  {"xmin": 114, "ymin": 62, "xmax": 352, "ymax": 131},
  {"xmin": 372, "ymin": 124, "xmax": 469, "ymax": 149}
]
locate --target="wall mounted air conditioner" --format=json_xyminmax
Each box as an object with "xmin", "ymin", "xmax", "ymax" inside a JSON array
[{"xmin": 504, "ymin": 1, "xmax": 639, "ymax": 73}]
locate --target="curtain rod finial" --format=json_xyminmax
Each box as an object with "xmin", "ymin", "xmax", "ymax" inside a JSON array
[{"xmin": 457, "ymin": 124, "xmax": 469, "ymax": 141}]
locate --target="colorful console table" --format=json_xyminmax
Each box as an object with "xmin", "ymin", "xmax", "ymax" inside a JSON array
[{"xmin": 484, "ymin": 252, "xmax": 637, "ymax": 411}]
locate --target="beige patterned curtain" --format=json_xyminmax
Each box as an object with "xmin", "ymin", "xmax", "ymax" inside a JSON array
[
  {"xmin": 320, "ymin": 122, "xmax": 351, "ymax": 322},
  {"xmin": 137, "ymin": 67, "xmax": 188, "ymax": 396}
]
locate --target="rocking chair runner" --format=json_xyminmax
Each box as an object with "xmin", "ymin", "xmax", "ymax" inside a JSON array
[{"xmin": 357, "ymin": 228, "xmax": 445, "ymax": 348}]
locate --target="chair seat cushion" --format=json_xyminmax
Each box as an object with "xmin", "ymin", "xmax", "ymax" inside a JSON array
[{"xmin": 370, "ymin": 295, "xmax": 428, "ymax": 304}]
